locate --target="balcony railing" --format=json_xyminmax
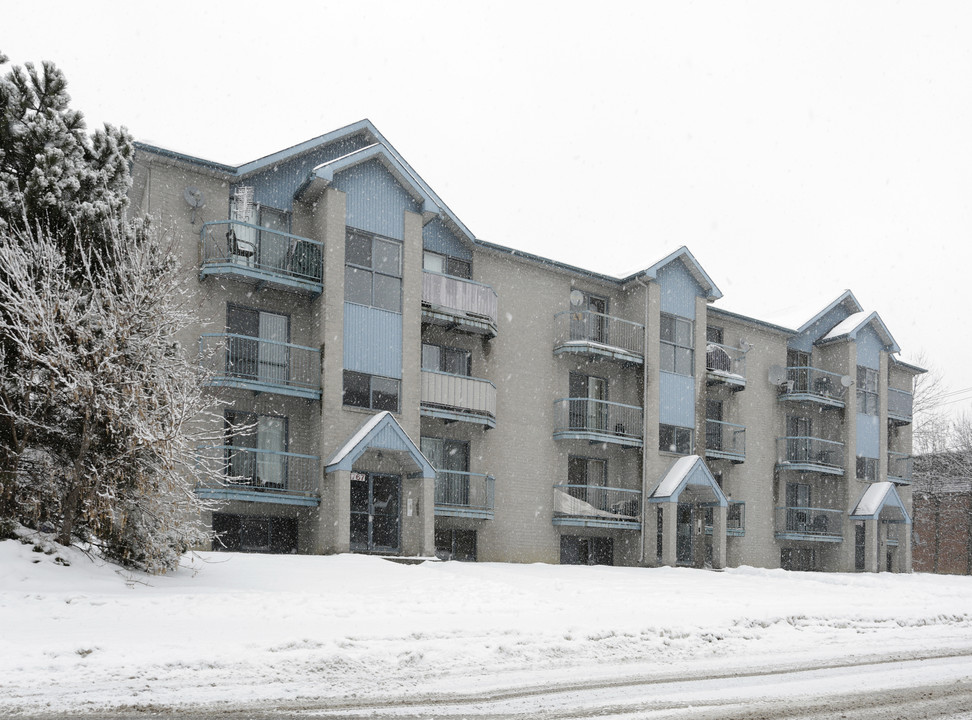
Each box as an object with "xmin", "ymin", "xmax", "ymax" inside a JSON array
[
  {"xmin": 888, "ymin": 452, "xmax": 913, "ymax": 484},
  {"xmin": 777, "ymin": 436, "xmax": 844, "ymax": 475},
  {"xmin": 779, "ymin": 366, "xmax": 847, "ymax": 407},
  {"xmin": 421, "ymin": 370, "xmax": 497, "ymax": 428},
  {"xmin": 552, "ymin": 398, "xmax": 644, "ymax": 447},
  {"xmin": 422, "ymin": 271, "xmax": 498, "ymax": 337},
  {"xmin": 704, "ymin": 419, "xmax": 746, "ymax": 462},
  {"xmin": 705, "ymin": 343, "xmax": 747, "ymax": 389},
  {"xmin": 201, "ymin": 333, "xmax": 321, "ymax": 400},
  {"xmin": 434, "ymin": 471, "xmax": 495, "ymax": 519},
  {"xmin": 199, "ymin": 220, "xmax": 323, "ymax": 294},
  {"xmin": 553, "ymin": 311, "xmax": 644, "ymax": 364},
  {"xmin": 704, "ymin": 502, "xmax": 746, "ymax": 537},
  {"xmin": 888, "ymin": 388, "xmax": 914, "ymax": 425},
  {"xmin": 553, "ymin": 484, "xmax": 641, "ymax": 528},
  {"xmin": 775, "ymin": 506, "xmax": 844, "ymax": 542},
  {"xmin": 195, "ymin": 445, "xmax": 321, "ymax": 505}
]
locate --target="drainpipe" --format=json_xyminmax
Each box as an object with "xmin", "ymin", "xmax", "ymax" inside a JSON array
[{"xmin": 637, "ymin": 277, "xmax": 651, "ymax": 564}]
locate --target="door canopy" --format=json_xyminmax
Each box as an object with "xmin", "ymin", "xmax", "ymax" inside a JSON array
[
  {"xmin": 648, "ymin": 455, "xmax": 728, "ymax": 506},
  {"xmin": 851, "ymin": 481, "xmax": 912, "ymax": 524},
  {"xmin": 325, "ymin": 412, "xmax": 435, "ymax": 478}
]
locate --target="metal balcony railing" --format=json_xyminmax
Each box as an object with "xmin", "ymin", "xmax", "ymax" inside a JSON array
[
  {"xmin": 779, "ymin": 366, "xmax": 847, "ymax": 406},
  {"xmin": 195, "ymin": 445, "xmax": 320, "ymax": 498},
  {"xmin": 553, "ymin": 484, "xmax": 641, "ymax": 524},
  {"xmin": 421, "ymin": 370, "xmax": 497, "ymax": 427},
  {"xmin": 553, "ymin": 311, "xmax": 644, "ymax": 362},
  {"xmin": 704, "ymin": 419, "xmax": 746, "ymax": 462},
  {"xmin": 888, "ymin": 388, "xmax": 914, "ymax": 424},
  {"xmin": 422, "ymin": 271, "xmax": 498, "ymax": 336},
  {"xmin": 434, "ymin": 471, "xmax": 495, "ymax": 519},
  {"xmin": 777, "ymin": 436, "xmax": 844, "ymax": 473},
  {"xmin": 705, "ymin": 343, "xmax": 747, "ymax": 387},
  {"xmin": 776, "ymin": 506, "xmax": 844, "ymax": 541},
  {"xmin": 201, "ymin": 333, "xmax": 321, "ymax": 399},
  {"xmin": 888, "ymin": 452, "xmax": 913, "ymax": 483},
  {"xmin": 553, "ymin": 398, "xmax": 644, "ymax": 446},
  {"xmin": 200, "ymin": 220, "xmax": 323, "ymax": 293},
  {"xmin": 704, "ymin": 502, "xmax": 746, "ymax": 537}
]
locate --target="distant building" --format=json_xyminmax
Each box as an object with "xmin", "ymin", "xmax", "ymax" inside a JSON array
[
  {"xmin": 131, "ymin": 120, "xmax": 922, "ymax": 572},
  {"xmin": 913, "ymin": 454, "xmax": 972, "ymax": 574}
]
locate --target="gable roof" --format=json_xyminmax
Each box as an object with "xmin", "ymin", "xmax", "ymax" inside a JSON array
[
  {"xmin": 796, "ymin": 289, "xmax": 863, "ymax": 334},
  {"xmin": 648, "ymin": 455, "xmax": 728, "ymax": 506},
  {"xmin": 623, "ymin": 246, "xmax": 722, "ymax": 301},
  {"xmin": 325, "ymin": 412, "xmax": 434, "ymax": 477},
  {"xmin": 820, "ymin": 310, "xmax": 901, "ymax": 353},
  {"xmin": 851, "ymin": 481, "xmax": 911, "ymax": 524}
]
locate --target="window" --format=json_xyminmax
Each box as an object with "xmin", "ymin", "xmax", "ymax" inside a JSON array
[
  {"xmin": 857, "ymin": 366, "xmax": 878, "ymax": 416},
  {"xmin": 343, "ymin": 371, "xmax": 400, "ymax": 412},
  {"xmin": 423, "ymin": 251, "xmax": 471, "ymax": 280},
  {"xmin": 346, "ymin": 230, "xmax": 403, "ymax": 312},
  {"xmin": 857, "ymin": 456, "xmax": 878, "ymax": 481},
  {"xmin": 659, "ymin": 424, "xmax": 693, "ymax": 454},
  {"xmin": 422, "ymin": 343, "xmax": 471, "ymax": 376},
  {"xmin": 660, "ymin": 313, "xmax": 694, "ymax": 376}
]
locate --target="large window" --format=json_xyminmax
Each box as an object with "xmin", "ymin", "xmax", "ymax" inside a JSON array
[
  {"xmin": 659, "ymin": 424, "xmax": 693, "ymax": 454},
  {"xmin": 422, "ymin": 343, "xmax": 471, "ymax": 376},
  {"xmin": 345, "ymin": 230, "xmax": 403, "ymax": 312},
  {"xmin": 660, "ymin": 313, "xmax": 694, "ymax": 376},
  {"xmin": 423, "ymin": 251, "xmax": 471, "ymax": 280},
  {"xmin": 857, "ymin": 366, "xmax": 878, "ymax": 416},
  {"xmin": 343, "ymin": 371, "xmax": 400, "ymax": 412}
]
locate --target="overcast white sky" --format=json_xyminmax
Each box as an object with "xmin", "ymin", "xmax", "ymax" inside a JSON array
[{"xmin": 5, "ymin": 1, "xmax": 971, "ymax": 414}]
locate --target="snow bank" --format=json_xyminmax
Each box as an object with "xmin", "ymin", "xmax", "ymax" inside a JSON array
[{"xmin": 2, "ymin": 536, "xmax": 972, "ymax": 715}]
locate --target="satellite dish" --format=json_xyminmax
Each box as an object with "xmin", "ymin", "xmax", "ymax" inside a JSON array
[
  {"xmin": 768, "ymin": 365, "xmax": 786, "ymax": 385},
  {"xmin": 739, "ymin": 339, "xmax": 753, "ymax": 352},
  {"xmin": 840, "ymin": 375, "xmax": 854, "ymax": 388},
  {"xmin": 184, "ymin": 186, "xmax": 206, "ymax": 224},
  {"xmin": 569, "ymin": 290, "xmax": 585, "ymax": 307}
]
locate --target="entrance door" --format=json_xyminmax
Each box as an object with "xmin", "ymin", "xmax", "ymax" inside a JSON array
[
  {"xmin": 350, "ymin": 473, "xmax": 401, "ymax": 553},
  {"xmin": 676, "ymin": 504, "xmax": 694, "ymax": 565}
]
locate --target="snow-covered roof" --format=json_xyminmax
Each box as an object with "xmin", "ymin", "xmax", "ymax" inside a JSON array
[
  {"xmin": 648, "ymin": 455, "xmax": 727, "ymax": 506},
  {"xmin": 820, "ymin": 310, "xmax": 900, "ymax": 353},
  {"xmin": 851, "ymin": 482, "xmax": 911, "ymax": 523},
  {"xmin": 325, "ymin": 412, "xmax": 434, "ymax": 477}
]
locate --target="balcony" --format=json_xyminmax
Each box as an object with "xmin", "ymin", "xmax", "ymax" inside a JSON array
[
  {"xmin": 775, "ymin": 506, "xmax": 844, "ymax": 543},
  {"xmin": 888, "ymin": 388, "xmax": 914, "ymax": 425},
  {"xmin": 195, "ymin": 446, "xmax": 321, "ymax": 507},
  {"xmin": 199, "ymin": 220, "xmax": 323, "ymax": 295},
  {"xmin": 704, "ymin": 502, "xmax": 746, "ymax": 537},
  {"xmin": 705, "ymin": 343, "xmax": 746, "ymax": 390},
  {"xmin": 201, "ymin": 333, "xmax": 321, "ymax": 400},
  {"xmin": 888, "ymin": 452, "xmax": 913, "ymax": 484},
  {"xmin": 778, "ymin": 366, "xmax": 847, "ymax": 408},
  {"xmin": 421, "ymin": 370, "xmax": 497, "ymax": 428},
  {"xmin": 553, "ymin": 311, "xmax": 644, "ymax": 365},
  {"xmin": 422, "ymin": 271, "xmax": 498, "ymax": 337},
  {"xmin": 704, "ymin": 420, "xmax": 746, "ymax": 463},
  {"xmin": 552, "ymin": 398, "xmax": 644, "ymax": 448},
  {"xmin": 434, "ymin": 471, "xmax": 495, "ymax": 519},
  {"xmin": 777, "ymin": 437, "xmax": 845, "ymax": 475},
  {"xmin": 552, "ymin": 484, "xmax": 641, "ymax": 529}
]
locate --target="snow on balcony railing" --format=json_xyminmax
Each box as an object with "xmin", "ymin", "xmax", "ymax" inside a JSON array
[
  {"xmin": 553, "ymin": 485, "xmax": 641, "ymax": 523},
  {"xmin": 705, "ymin": 343, "xmax": 747, "ymax": 384},
  {"xmin": 553, "ymin": 311, "xmax": 644, "ymax": 359}
]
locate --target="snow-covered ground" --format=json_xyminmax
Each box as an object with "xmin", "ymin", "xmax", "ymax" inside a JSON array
[{"xmin": 3, "ymin": 533, "xmax": 972, "ymax": 717}]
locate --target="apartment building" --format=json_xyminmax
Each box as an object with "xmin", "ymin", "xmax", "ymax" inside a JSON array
[{"xmin": 131, "ymin": 120, "xmax": 921, "ymax": 573}]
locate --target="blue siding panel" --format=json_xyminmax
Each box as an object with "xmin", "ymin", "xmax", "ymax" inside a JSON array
[
  {"xmin": 856, "ymin": 413, "xmax": 880, "ymax": 458},
  {"xmin": 657, "ymin": 259, "xmax": 702, "ymax": 320},
  {"xmin": 791, "ymin": 303, "xmax": 853, "ymax": 353},
  {"xmin": 330, "ymin": 158, "xmax": 421, "ymax": 240},
  {"xmin": 423, "ymin": 217, "xmax": 472, "ymax": 260},
  {"xmin": 343, "ymin": 303, "xmax": 403, "ymax": 379},
  {"xmin": 856, "ymin": 326, "xmax": 882, "ymax": 370},
  {"xmin": 234, "ymin": 136, "xmax": 374, "ymax": 212},
  {"xmin": 659, "ymin": 371, "xmax": 696, "ymax": 428}
]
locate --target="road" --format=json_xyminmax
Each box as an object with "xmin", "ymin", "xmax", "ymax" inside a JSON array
[{"xmin": 12, "ymin": 650, "xmax": 972, "ymax": 720}]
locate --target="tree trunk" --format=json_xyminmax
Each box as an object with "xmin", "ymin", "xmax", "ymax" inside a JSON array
[{"xmin": 57, "ymin": 413, "xmax": 91, "ymax": 546}]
